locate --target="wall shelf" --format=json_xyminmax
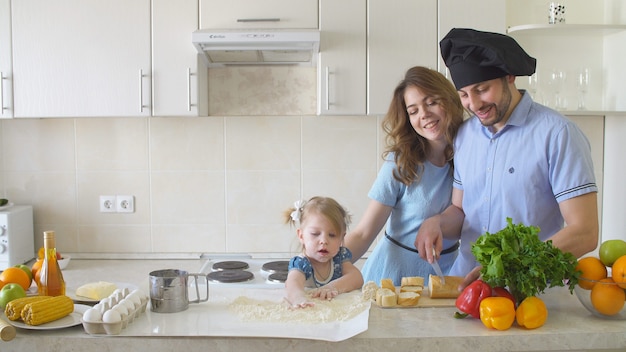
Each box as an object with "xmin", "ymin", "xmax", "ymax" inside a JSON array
[{"xmin": 507, "ymin": 24, "xmax": 626, "ymax": 36}]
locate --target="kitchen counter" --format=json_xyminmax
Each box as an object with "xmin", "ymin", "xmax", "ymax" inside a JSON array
[{"xmin": 2, "ymin": 259, "xmax": 625, "ymax": 352}]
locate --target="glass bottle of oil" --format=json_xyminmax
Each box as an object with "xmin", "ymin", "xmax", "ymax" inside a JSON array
[{"xmin": 37, "ymin": 231, "xmax": 66, "ymax": 296}]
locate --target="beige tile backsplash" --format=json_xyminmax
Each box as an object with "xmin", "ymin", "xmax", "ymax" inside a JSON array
[{"xmin": 1, "ymin": 67, "xmax": 384, "ymax": 257}]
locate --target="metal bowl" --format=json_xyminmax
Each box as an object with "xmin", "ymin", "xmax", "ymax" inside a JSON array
[{"xmin": 574, "ymin": 277, "xmax": 626, "ymax": 320}]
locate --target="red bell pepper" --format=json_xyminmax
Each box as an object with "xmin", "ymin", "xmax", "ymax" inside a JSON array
[
  {"xmin": 492, "ymin": 286, "xmax": 515, "ymax": 306},
  {"xmin": 455, "ymin": 279, "xmax": 492, "ymax": 318}
]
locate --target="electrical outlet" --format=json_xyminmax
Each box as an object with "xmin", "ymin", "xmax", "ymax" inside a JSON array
[
  {"xmin": 116, "ymin": 195, "xmax": 135, "ymax": 213},
  {"xmin": 99, "ymin": 195, "xmax": 116, "ymax": 213}
]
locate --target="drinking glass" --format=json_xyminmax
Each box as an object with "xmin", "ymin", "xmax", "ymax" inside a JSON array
[
  {"xmin": 549, "ymin": 70, "xmax": 566, "ymax": 110},
  {"xmin": 577, "ymin": 68, "xmax": 589, "ymax": 110},
  {"xmin": 528, "ymin": 73, "xmax": 541, "ymax": 104}
]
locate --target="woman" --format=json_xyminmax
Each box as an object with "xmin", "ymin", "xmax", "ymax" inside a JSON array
[{"xmin": 345, "ymin": 66, "xmax": 465, "ymax": 286}]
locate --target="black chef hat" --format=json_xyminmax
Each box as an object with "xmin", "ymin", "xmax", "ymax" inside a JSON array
[{"xmin": 440, "ymin": 28, "xmax": 536, "ymax": 90}]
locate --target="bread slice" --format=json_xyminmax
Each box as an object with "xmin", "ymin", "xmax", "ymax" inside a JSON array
[
  {"xmin": 397, "ymin": 291, "xmax": 420, "ymax": 306},
  {"xmin": 362, "ymin": 281, "xmax": 379, "ymax": 300},
  {"xmin": 401, "ymin": 276, "xmax": 424, "ymax": 287},
  {"xmin": 375, "ymin": 288, "xmax": 397, "ymax": 307},
  {"xmin": 400, "ymin": 285, "xmax": 424, "ymax": 294},
  {"xmin": 428, "ymin": 275, "xmax": 464, "ymax": 298},
  {"xmin": 380, "ymin": 278, "xmax": 395, "ymax": 291}
]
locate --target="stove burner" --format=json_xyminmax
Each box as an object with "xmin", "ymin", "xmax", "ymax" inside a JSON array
[
  {"xmin": 261, "ymin": 260, "xmax": 289, "ymax": 274},
  {"xmin": 207, "ymin": 270, "xmax": 254, "ymax": 283},
  {"xmin": 267, "ymin": 272, "xmax": 288, "ymax": 283},
  {"xmin": 212, "ymin": 260, "xmax": 249, "ymax": 271}
]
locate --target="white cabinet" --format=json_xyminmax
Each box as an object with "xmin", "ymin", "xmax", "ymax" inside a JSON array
[
  {"xmin": 152, "ymin": 0, "xmax": 207, "ymax": 116},
  {"xmin": 318, "ymin": 0, "xmax": 366, "ymax": 115},
  {"xmin": 0, "ymin": 0, "xmax": 12, "ymax": 118},
  {"xmin": 367, "ymin": 0, "xmax": 438, "ymax": 115},
  {"xmin": 437, "ymin": 0, "xmax": 506, "ymax": 73},
  {"xmin": 199, "ymin": 0, "xmax": 318, "ymax": 29},
  {"xmin": 11, "ymin": 0, "xmax": 151, "ymax": 118}
]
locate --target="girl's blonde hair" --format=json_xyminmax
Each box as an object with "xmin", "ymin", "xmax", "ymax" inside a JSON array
[
  {"xmin": 382, "ymin": 66, "xmax": 465, "ymax": 185},
  {"xmin": 284, "ymin": 196, "xmax": 352, "ymax": 235}
]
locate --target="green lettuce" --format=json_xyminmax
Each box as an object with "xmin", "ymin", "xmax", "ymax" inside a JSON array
[{"xmin": 471, "ymin": 218, "xmax": 579, "ymax": 304}]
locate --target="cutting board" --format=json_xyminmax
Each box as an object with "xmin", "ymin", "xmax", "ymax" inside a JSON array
[{"xmin": 374, "ymin": 288, "xmax": 457, "ymax": 308}]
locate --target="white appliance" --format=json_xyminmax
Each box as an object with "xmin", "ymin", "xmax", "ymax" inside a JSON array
[
  {"xmin": 192, "ymin": 29, "xmax": 320, "ymax": 67},
  {"xmin": 0, "ymin": 205, "xmax": 35, "ymax": 270}
]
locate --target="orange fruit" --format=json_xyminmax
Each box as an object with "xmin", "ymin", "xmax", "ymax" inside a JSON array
[
  {"xmin": 590, "ymin": 278, "xmax": 626, "ymax": 315},
  {"xmin": 0, "ymin": 278, "xmax": 5, "ymax": 290},
  {"xmin": 31, "ymin": 259, "xmax": 43, "ymax": 285},
  {"xmin": 575, "ymin": 257, "xmax": 608, "ymax": 290},
  {"xmin": 0, "ymin": 267, "xmax": 31, "ymax": 290},
  {"xmin": 612, "ymin": 255, "xmax": 626, "ymax": 289}
]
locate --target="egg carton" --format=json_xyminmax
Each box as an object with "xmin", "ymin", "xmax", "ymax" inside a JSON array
[{"xmin": 81, "ymin": 288, "xmax": 149, "ymax": 335}]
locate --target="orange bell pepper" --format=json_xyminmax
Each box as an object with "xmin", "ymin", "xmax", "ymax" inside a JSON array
[
  {"xmin": 479, "ymin": 297, "xmax": 516, "ymax": 331},
  {"xmin": 516, "ymin": 296, "xmax": 548, "ymax": 329}
]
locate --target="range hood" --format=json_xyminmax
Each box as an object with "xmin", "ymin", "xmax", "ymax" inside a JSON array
[{"xmin": 192, "ymin": 29, "xmax": 320, "ymax": 67}]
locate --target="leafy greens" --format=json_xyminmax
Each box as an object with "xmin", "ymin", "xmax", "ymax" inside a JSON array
[{"xmin": 471, "ymin": 217, "xmax": 580, "ymax": 304}]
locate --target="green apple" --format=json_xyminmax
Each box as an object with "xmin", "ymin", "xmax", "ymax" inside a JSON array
[
  {"xmin": 599, "ymin": 239, "xmax": 626, "ymax": 267},
  {"xmin": 0, "ymin": 283, "xmax": 27, "ymax": 309},
  {"xmin": 14, "ymin": 264, "xmax": 33, "ymax": 283}
]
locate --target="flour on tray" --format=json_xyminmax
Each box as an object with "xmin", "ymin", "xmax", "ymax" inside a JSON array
[{"xmin": 228, "ymin": 291, "xmax": 370, "ymax": 324}]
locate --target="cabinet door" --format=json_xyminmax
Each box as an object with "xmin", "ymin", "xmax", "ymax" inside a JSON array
[
  {"xmin": 318, "ymin": 0, "xmax": 366, "ymax": 115},
  {"xmin": 0, "ymin": 0, "xmax": 12, "ymax": 118},
  {"xmin": 437, "ymin": 0, "xmax": 506, "ymax": 73},
  {"xmin": 367, "ymin": 0, "xmax": 437, "ymax": 115},
  {"xmin": 200, "ymin": 0, "xmax": 318, "ymax": 29},
  {"xmin": 11, "ymin": 0, "xmax": 151, "ymax": 117},
  {"xmin": 152, "ymin": 0, "xmax": 207, "ymax": 116}
]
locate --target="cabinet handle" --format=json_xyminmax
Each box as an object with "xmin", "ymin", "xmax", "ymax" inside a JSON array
[
  {"xmin": 236, "ymin": 18, "xmax": 280, "ymax": 23},
  {"xmin": 0, "ymin": 72, "xmax": 4, "ymax": 114},
  {"xmin": 139, "ymin": 69, "xmax": 144, "ymax": 112},
  {"xmin": 325, "ymin": 66, "xmax": 331, "ymax": 111},
  {"xmin": 187, "ymin": 67, "xmax": 193, "ymax": 112}
]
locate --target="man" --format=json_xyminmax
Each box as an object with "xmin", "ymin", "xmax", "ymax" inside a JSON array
[{"xmin": 415, "ymin": 28, "xmax": 599, "ymax": 288}]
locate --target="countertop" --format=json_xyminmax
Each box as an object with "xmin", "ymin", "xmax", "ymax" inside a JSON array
[{"xmin": 2, "ymin": 259, "xmax": 625, "ymax": 352}]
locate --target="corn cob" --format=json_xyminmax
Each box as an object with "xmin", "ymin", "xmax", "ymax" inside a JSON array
[
  {"xmin": 4, "ymin": 296, "xmax": 52, "ymax": 321},
  {"xmin": 21, "ymin": 295, "xmax": 74, "ymax": 326}
]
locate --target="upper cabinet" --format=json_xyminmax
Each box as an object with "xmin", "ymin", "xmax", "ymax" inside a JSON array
[
  {"xmin": 505, "ymin": 0, "xmax": 626, "ymax": 113},
  {"xmin": 437, "ymin": 0, "xmax": 506, "ymax": 73},
  {"xmin": 11, "ymin": 0, "xmax": 151, "ymax": 118},
  {"xmin": 367, "ymin": 0, "xmax": 438, "ymax": 116},
  {"xmin": 199, "ymin": 0, "xmax": 318, "ymax": 29},
  {"xmin": 152, "ymin": 0, "xmax": 207, "ymax": 117},
  {"xmin": 318, "ymin": 0, "xmax": 366, "ymax": 115},
  {"xmin": 0, "ymin": 0, "xmax": 12, "ymax": 118}
]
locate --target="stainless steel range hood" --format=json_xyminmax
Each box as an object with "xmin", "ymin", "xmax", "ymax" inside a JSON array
[{"xmin": 192, "ymin": 29, "xmax": 320, "ymax": 67}]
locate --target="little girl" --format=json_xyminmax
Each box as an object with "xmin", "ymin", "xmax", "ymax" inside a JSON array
[{"xmin": 283, "ymin": 196, "xmax": 364, "ymax": 309}]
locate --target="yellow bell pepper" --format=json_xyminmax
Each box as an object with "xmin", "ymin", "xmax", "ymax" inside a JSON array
[
  {"xmin": 479, "ymin": 297, "xmax": 516, "ymax": 331},
  {"xmin": 516, "ymin": 296, "xmax": 548, "ymax": 329}
]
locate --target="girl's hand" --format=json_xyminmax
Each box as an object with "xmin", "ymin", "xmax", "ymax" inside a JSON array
[
  {"xmin": 310, "ymin": 284, "xmax": 339, "ymax": 300},
  {"xmin": 284, "ymin": 294, "xmax": 315, "ymax": 309}
]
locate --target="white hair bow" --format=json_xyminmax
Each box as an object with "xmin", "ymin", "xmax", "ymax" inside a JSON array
[{"xmin": 290, "ymin": 200, "xmax": 306, "ymax": 223}]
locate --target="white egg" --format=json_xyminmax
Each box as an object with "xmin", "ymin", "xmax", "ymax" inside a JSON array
[
  {"xmin": 112, "ymin": 303, "xmax": 129, "ymax": 316},
  {"xmin": 120, "ymin": 298, "xmax": 136, "ymax": 312},
  {"xmin": 82, "ymin": 308, "xmax": 103, "ymax": 322},
  {"xmin": 126, "ymin": 292, "xmax": 142, "ymax": 307},
  {"xmin": 102, "ymin": 309, "xmax": 122, "ymax": 323},
  {"xmin": 93, "ymin": 303, "xmax": 106, "ymax": 314}
]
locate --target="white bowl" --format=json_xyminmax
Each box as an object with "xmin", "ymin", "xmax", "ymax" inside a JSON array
[{"xmin": 58, "ymin": 256, "xmax": 71, "ymax": 270}]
